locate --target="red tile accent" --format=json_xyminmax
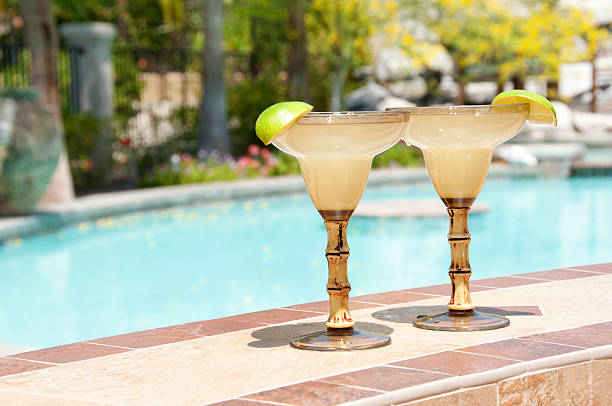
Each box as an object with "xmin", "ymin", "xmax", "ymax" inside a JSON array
[
  {"xmin": 89, "ymin": 327, "xmax": 200, "ymax": 349},
  {"xmin": 404, "ymin": 284, "xmax": 448, "ymax": 295},
  {"xmin": 457, "ymin": 338, "xmax": 581, "ymax": 361},
  {"xmin": 0, "ymin": 357, "xmax": 54, "ymax": 377},
  {"xmin": 179, "ymin": 317, "xmax": 264, "ymax": 336},
  {"xmin": 318, "ymin": 366, "xmax": 451, "ymax": 392},
  {"xmin": 516, "ymin": 268, "xmax": 604, "ymax": 281},
  {"xmin": 568, "ymin": 263, "xmax": 612, "ymax": 274},
  {"xmin": 11, "ymin": 342, "xmax": 130, "ymax": 364},
  {"xmin": 244, "ymin": 381, "xmax": 379, "ymax": 405},
  {"xmin": 284, "ymin": 300, "xmax": 379, "ymax": 313},
  {"xmin": 520, "ymin": 322, "xmax": 612, "ymax": 348},
  {"xmin": 352, "ymin": 291, "xmax": 434, "ymax": 305},
  {"xmin": 224, "ymin": 308, "xmax": 321, "ymax": 325},
  {"xmin": 406, "ymin": 284, "xmax": 495, "ymax": 295},
  {"xmin": 209, "ymin": 400, "xmax": 277, "ymax": 406},
  {"xmin": 390, "ymin": 350, "xmax": 517, "ymax": 375},
  {"xmin": 471, "ymin": 276, "xmax": 547, "ymax": 288}
]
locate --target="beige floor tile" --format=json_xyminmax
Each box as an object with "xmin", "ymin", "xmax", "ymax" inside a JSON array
[{"xmin": 0, "ymin": 390, "xmax": 107, "ymax": 405}]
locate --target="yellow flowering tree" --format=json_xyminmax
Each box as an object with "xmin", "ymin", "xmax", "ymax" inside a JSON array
[
  {"xmin": 398, "ymin": 0, "xmax": 608, "ymax": 103},
  {"xmin": 306, "ymin": 0, "xmax": 376, "ymax": 110}
]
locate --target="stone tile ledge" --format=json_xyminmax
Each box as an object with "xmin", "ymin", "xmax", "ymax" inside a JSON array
[
  {"xmin": 0, "ymin": 164, "xmax": 539, "ymax": 241},
  {"xmin": 339, "ymin": 345, "xmax": 612, "ymax": 406}
]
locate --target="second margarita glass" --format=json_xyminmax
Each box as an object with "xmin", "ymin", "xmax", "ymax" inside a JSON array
[{"xmin": 389, "ymin": 104, "xmax": 529, "ymax": 331}]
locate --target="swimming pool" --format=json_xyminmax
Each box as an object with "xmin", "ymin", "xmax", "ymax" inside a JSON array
[{"xmin": 1, "ymin": 177, "xmax": 610, "ymax": 349}]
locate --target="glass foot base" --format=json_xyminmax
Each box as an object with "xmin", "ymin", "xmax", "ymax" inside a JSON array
[
  {"xmin": 413, "ymin": 310, "xmax": 510, "ymax": 332},
  {"xmin": 290, "ymin": 327, "xmax": 391, "ymax": 351}
]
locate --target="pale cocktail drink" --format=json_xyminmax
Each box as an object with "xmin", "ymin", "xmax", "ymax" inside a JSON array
[
  {"xmin": 272, "ymin": 112, "xmax": 404, "ymax": 349},
  {"xmin": 391, "ymin": 104, "xmax": 529, "ymax": 331},
  {"xmin": 274, "ymin": 118, "xmax": 401, "ymax": 220}
]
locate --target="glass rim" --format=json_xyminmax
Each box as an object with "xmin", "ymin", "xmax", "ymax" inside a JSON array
[
  {"xmin": 298, "ymin": 110, "xmax": 404, "ymax": 124},
  {"xmin": 386, "ymin": 103, "xmax": 529, "ymax": 115}
]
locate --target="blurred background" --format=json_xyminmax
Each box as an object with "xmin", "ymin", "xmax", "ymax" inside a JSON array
[{"xmin": 1, "ymin": 0, "xmax": 611, "ymax": 198}]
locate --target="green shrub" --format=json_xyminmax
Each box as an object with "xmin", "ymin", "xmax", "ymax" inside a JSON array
[
  {"xmin": 63, "ymin": 113, "xmax": 110, "ymax": 190},
  {"xmin": 372, "ymin": 142, "xmax": 423, "ymax": 168},
  {"xmin": 227, "ymin": 74, "xmax": 287, "ymax": 155}
]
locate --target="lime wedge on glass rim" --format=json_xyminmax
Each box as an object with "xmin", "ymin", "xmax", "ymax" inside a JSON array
[
  {"xmin": 492, "ymin": 90, "xmax": 557, "ymax": 126},
  {"xmin": 255, "ymin": 101, "xmax": 313, "ymax": 145}
]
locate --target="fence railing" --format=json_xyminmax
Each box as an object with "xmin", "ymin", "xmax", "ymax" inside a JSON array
[{"xmin": 1, "ymin": 42, "xmax": 252, "ymax": 112}]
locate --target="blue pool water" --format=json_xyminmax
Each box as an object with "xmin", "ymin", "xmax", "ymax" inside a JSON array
[{"xmin": 1, "ymin": 177, "xmax": 611, "ymax": 349}]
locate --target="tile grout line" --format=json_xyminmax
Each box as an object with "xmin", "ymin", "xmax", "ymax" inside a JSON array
[
  {"xmin": 84, "ymin": 342, "xmax": 136, "ymax": 350},
  {"xmin": 311, "ymin": 379, "xmax": 387, "ymax": 394},
  {"xmin": 382, "ymin": 364, "xmax": 455, "ymax": 376},
  {"xmin": 563, "ymin": 267, "xmax": 609, "ymax": 275},
  {"xmin": 279, "ymin": 307, "xmax": 328, "ymax": 314},
  {"xmin": 509, "ymin": 275, "xmax": 556, "ymax": 281},
  {"xmin": 2, "ymin": 356, "xmax": 60, "ymax": 365}
]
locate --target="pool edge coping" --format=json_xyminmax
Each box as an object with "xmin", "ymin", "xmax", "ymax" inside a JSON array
[{"xmin": 0, "ymin": 165, "xmax": 540, "ymax": 241}]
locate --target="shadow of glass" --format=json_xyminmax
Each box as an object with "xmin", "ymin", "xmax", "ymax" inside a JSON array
[
  {"xmin": 248, "ymin": 321, "xmax": 393, "ymax": 348},
  {"xmin": 371, "ymin": 305, "xmax": 541, "ymax": 324}
]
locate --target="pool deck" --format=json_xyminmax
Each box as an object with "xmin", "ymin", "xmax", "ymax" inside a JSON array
[{"xmin": 0, "ymin": 262, "xmax": 610, "ymax": 405}]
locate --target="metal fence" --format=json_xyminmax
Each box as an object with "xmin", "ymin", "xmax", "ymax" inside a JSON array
[
  {"xmin": 110, "ymin": 47, "xmax": 252, "ymax": 146},
  {"xmin": 0, "ymin": 41, "xmax": 83, "ymax": 114},
  {"xmin": 1, "ymin": 42, "xmax": 253, "ymax": 151},
  {"xmin": 1, "ymin": 41, "xmax": 252, "ymax": 128}
]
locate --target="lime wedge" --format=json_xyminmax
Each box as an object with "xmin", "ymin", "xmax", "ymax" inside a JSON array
[
  {"xmin": 255, "ymin": 101, "xmax": 313, "ymax": 145},
  {"xmin": 492, "ymin": 90, "xmax": 557, "ymax": 126}
]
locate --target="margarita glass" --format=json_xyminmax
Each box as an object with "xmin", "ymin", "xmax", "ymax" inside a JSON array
[
  {"xmin": 389, "ymin": 104, "xmax": 529, "ymax": 331},
  {"xmin": 273, "ymin": 111, "xmax": 404, "ymax": 350}
]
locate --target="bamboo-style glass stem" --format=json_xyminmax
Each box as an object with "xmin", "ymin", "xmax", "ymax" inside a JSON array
[
  {"xmin": 447, "ymin": 208, "xmax": 475, "ymax": 311},
  {"xmin": 324, "ymin": 220, "xmax": 355, "ymax": 328}
]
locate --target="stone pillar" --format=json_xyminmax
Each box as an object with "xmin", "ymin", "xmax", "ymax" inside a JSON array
[
  {"xmin": 60, "ymin": 23, "xmax": 116, "ymax": 184},
  {"xmin": 60, "ymin": 22, "xmax": 116, "ymax": 118}
]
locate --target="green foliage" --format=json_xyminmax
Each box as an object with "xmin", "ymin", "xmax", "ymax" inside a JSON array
[
  {"xmin": 140, "ymin": 156, "xmax": 240, "ymax": 187},
  {"xmin": 112, "ymin": 48, "xmax": 144, "ymax": 133},
  {"xmin": 268, "ymin": 149, "xmax": 300, "ymax": 176},
  {"xmin": 52, "ymin": 0, "xmax": 116, "ymax": 23},
  {"xmin": 227, "ymin": 74, "xmax": 287, "ymax": 154},
  {"xmin": 63, "ymin": 113, "xmax": 108, "ymax": 190},
  {"xmin": 372, "ymin": 143, "xmax": 423, "ymax": 169}
]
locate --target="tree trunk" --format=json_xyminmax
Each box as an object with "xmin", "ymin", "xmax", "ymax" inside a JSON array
[
  {"xmin": 21, "ymin": 0, "xmax": 74, "ymax": 204},
  {"xmin": 198, "ymin": 0, "xmax": 230, "ymax": 154},
  {"xmin": 512, "ymin": 76, "xmax": 524, "ymax": 90},
  {"xmin": 591, "ymin": 55, "xmax": 597, "ymax": 113},
  {"xmin": 116, "ymin": 0, "xmax": 128, "ymax": 42},
  {"xmin": 454, "ymin": 66, "xmax": 465, "ymax": 105},
  {"xmin": 330, "ymin": 66, "xmax": 347, "ymax": 111},
  {"xmin": 288, "ymin": 0, "xmax": 309, "ymax": 101}
]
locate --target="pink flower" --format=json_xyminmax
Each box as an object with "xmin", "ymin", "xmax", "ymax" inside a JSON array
[
  {"xmin": 238, "ymin": 157, "xmax": 250, "ymax": 168},
  {"xmin": 260, "ymin": 148, "xmax": 271, "ymax": 159},
  {"xmin": 247, "ymin": 144, "xmax": 261, "ymax": 156}
]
